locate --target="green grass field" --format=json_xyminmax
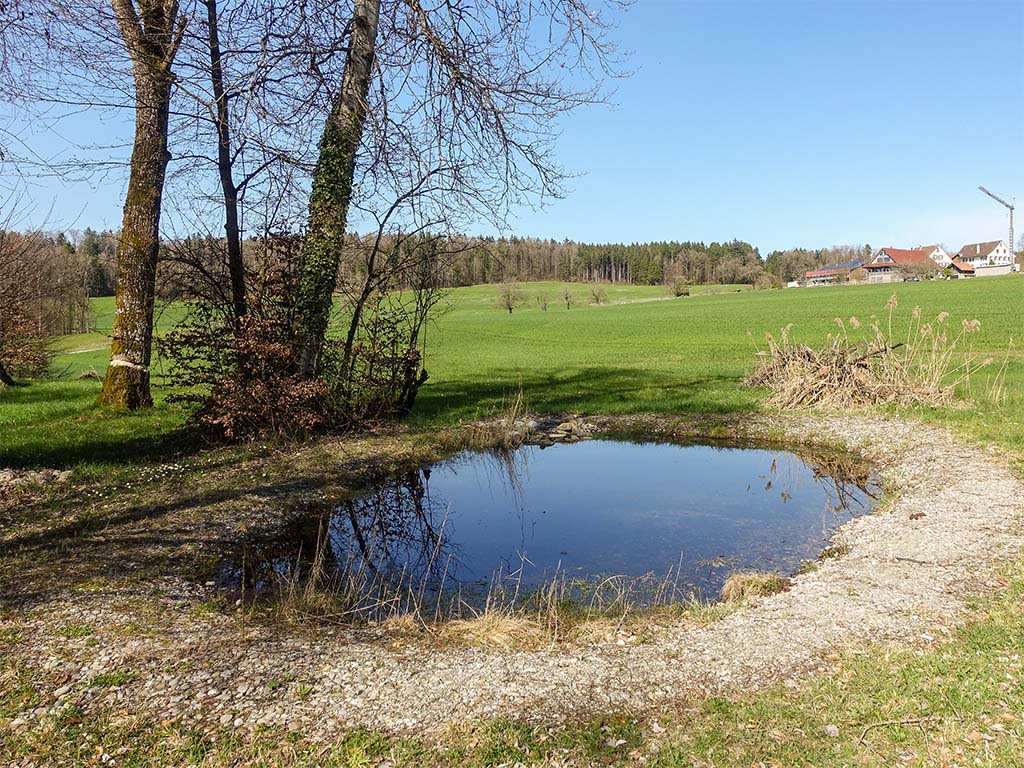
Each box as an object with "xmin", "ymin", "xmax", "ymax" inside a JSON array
[{"xmin": 2, "ymin": 276, "xmax": 1022, "ymax": 467}]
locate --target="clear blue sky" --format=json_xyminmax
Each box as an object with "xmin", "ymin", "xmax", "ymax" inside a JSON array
[{"xmin": 8, "ymin": 0, "xmax": 1023, "ymax": 255}]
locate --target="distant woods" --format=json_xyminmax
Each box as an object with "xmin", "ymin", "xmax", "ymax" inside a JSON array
[
  {"xmin": 444, "ymin": 238, "xmax": 766, "ymax": 287},
  {"xmin": 0, "ymin": 227, "xmax": 100, "ymax": 385},
  {"xmin": 335, "ymin": 237, "xmax": 875, "ymax": 290},
  {"xmin": 763, "ymin": 245, "xmax": 875, "ymax": 283}
]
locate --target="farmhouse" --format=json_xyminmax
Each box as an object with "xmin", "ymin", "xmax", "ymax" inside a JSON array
[
  {"xmin": 863, "ymin": 246, "xmax": 948, "ymax": 283},
  {"xmin": 949, "ymin": 259, "xmax": 976, "ymax": 278},
  {"xmin": 804, "ymin": 260, "xmax": 865, "ymax": 286},
  {"xmin": 955, "ymin": 240, "xmax": 1014, "ymax": 277}
]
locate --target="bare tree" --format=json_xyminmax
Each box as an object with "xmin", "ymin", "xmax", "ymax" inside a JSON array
[
  {"xmin": 0, "ymin": 203, "xmax": 92, "ymax": 385},
  {"xmin": 294, "ymin": 0, "xmax": 629, "ymax": 377},
  {"xmin": 165, "ymin": 0, "xmax": 354, "ymax": 326},
  {"xmin": 0, "ymin": 228, "xmax": 50, "ymax": 385},
  {"xmin": 496, "ymin": 283, "xmax": 524, "ymax": 314},
  {"xmin": 200, "ymin": 0, "xmax": 245, "ymax": 321}
]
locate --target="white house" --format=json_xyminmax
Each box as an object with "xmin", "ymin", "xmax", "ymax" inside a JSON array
[{"xmin": 956, "ymin": 241, "xmax": 1012, "ymax": 267}]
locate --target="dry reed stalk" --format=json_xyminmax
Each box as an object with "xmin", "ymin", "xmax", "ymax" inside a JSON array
[
  {"xmin": 463, "ymin": 382, "xmax": 528, "ymax": 450},
  {"xmin": 268, "ymin": 535, "xmax": 737, "ymax": 645}
]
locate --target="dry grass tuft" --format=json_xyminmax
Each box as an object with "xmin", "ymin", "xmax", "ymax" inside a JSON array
[
  {"xmin": 747, "ymin": 297, "xmax": 1002, "ymax": 409},
  {"xmin": 438, "ymin": 612, "xmax": 547, "ymax": 649},
  {"xmin": 380, "ymin": 613, "xmax": 420, "ymax": 634},
  {"xmin": 720, "ymin": 572, "xmax": 790, "ymax": 603},
  {"xmin": 463, "ymin": 383, "xmax": 528, "ymax": 450},
  {"xmin": 566, "ymin": 616, "xmax": 628, "ymax": 645}
]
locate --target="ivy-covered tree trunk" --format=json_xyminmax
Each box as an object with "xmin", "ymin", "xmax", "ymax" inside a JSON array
[
  {"xmin": 293, "ymin": 0, "xmax": 380, "ymax": 377},
  {"xmin": 98, "ymin": 0, "xmax": 184, "ymax": 409}
]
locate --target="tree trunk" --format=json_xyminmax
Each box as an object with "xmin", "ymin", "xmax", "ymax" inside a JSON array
[
  {"xmin": 0, "ymin": 360, "xmax": 17, "ymax": 387},
  {"xmin": 99, "ymin": 0, "xmax": 183, "ymax": 409},
  {"xmin": 206, "ymin": 0, "xmax": 246, "ymax": 324},
  {"xmin": 293, "ymin": 0, "xmax": 380, "ymax": 377}
]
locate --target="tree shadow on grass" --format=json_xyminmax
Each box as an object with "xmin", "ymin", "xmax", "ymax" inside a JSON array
[
  {"xmin": 0, "ymin": 379, "xmax": 203, "ymax": 469},
  {"xmin": 0, "ymin": 420, "xmax": 206, "ymax": 471},
  {"xmin": 412, "ymin": 365, "xmax": 754, "ymax": 422}
]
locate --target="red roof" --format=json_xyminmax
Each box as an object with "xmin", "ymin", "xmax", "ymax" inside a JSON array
[
  {"xmin": 950, "ymin": 259, "xmax": 975, "ymax": 273},
  {"xmin": 805, "ymin": 260, "xmax": 865, "ymax": 278},
  {"xmin": 868, "ymin": 247, "xmax": 933, "ymax": 268}
]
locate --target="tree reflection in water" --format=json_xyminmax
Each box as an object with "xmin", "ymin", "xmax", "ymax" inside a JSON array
[{"xmin": 218, "ymin": 443, "xmax": 880, "ymax": 618}]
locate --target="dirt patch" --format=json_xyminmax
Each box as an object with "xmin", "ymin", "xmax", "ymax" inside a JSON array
[{"xmin": 2, "ymin": 414, "xmax": 1022, "ymax": 739}]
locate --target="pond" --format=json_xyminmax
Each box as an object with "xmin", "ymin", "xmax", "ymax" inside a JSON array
[{"xmin": 220, "ymin": 440, "xmax": 880, "ymax": 616}]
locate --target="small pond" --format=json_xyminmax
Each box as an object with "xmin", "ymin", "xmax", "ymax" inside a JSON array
[{"xmin": 221, "ymin": 440, "xmax": 880, "ymax": 615}]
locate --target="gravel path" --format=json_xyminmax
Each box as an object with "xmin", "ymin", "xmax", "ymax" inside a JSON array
[{"xmin": 4, "ymin": 414, "xmax": 1023, "ymax": 738}]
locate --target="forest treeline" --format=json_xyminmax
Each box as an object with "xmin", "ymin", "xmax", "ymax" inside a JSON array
[{"xmin": 25, "ymin": 228, "xmax": 874, "ymax": 299}]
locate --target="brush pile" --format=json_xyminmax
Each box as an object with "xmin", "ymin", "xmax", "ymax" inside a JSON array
[
  {"xmin": 747, "ymin": 336, "xmax": 953, "ymax": 408},
  {"xmin": 747, "ymin": 298, "xmax": 992, "ymax": 410}
]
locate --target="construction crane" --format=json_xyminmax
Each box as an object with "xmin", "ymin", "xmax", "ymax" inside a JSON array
[{"xmin": 978, "ymin": 186, "xmax": 1014, "ymax": 258}]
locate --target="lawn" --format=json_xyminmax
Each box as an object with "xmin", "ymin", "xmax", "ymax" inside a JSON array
[
  {"xmin": 4, "ymin": 275, "xmax": 1023, "ymax": 468},
  {"xmin": 419, "ymin": 276, "xmax": 1024, "ymax": 455}
]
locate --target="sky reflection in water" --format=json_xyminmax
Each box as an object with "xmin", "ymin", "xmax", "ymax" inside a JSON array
[{"xmin": 322, "ymin": 440, "xmax": 878, "ymax": 604}]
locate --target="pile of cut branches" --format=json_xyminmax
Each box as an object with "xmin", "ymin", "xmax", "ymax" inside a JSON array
[{"xmin": 747, "ymin": 297, "xmax": 995, "ymax": 410}]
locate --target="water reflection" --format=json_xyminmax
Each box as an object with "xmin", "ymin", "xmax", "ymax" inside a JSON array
[{"xmin": 220, "ymin": 441, "xmax": 880, "ymax": 613}]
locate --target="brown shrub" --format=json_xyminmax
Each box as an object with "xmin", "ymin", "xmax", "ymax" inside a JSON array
[
  {"xmin": 162, "ymin": 272, "xmax": 431, "ymax": 441},
  {"xmin": 165, "ymin": 311, "xmax": 329, "ymax": 440}
]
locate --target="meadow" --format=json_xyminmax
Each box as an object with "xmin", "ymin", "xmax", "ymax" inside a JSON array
[{"xmin": 4, "ymin": 275, "xmax": 1021, "ymax": 468}]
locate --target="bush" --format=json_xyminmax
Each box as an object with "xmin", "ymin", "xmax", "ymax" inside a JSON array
[
  {"xmin": 0, "ymin": 307, "xmax": 51, "ymax": 384},
  {"xmin": 162, "ymin": 297, "xmax": 329, "ymax": 440},
  {"xmin": 162, "ymin": 270, "xmax": 431, "ymax": 441},
  {"xmin": 669, "ymin": 278, "xmax": 690, "ymax": 297}
]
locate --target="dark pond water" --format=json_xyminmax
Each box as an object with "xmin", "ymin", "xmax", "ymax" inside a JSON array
[{"xmin": 221, "ymin": 440, "xmax": 879, "ymax": 613}]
